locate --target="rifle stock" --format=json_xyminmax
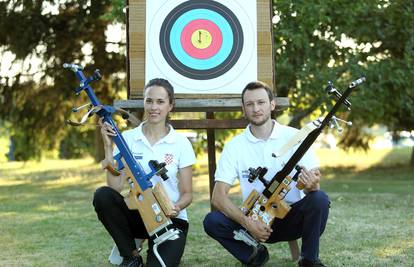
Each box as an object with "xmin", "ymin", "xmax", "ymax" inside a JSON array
[{"xmin": 120, "ymin": 158, "xmax": 172, "ymax": 235}]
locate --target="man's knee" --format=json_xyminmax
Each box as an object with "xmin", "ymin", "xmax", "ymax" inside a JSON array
[
  {"xmin": 203, "ymin": 211, "xmax": 224, "ymax": 236},
  {"xmin": 306, "ymin": 190, "xmax": 330, "ymax": 210}
]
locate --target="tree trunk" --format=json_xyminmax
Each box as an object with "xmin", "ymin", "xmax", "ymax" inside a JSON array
[
  {"xmin": 411, "ymin": 146, "xmax": 414, "ymax": 167},
  {"xmin": 94, "ymin": 127, "xmax": 105, "ymax": 163},
  {"xmin": 7, "ymin": 136, "xmax": 15, "ymax": 161}
]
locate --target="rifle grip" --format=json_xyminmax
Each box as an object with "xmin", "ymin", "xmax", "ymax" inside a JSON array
[
  {"xmin": 241, "ymin": 189, "xmax": 260, "ymax": 214},
  {"xmin": 101, "ymin": 159, "xmax": 121, "ymax": 176},
  {"xmin": 296, "ymin": 180, "xmax": 305, "ymax": 190},
  {"xmin": 153, "ymin": 182, "xmax": 175, "ymax": 216}
]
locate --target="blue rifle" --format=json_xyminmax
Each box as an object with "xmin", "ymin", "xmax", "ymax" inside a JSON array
[{"xmin": 64, "ymin": 63, "xmax": 178, "ymax": 267}]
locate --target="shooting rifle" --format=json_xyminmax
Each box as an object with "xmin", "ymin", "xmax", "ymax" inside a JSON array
[
  {"xmin": 234, "ymin": 77, "xmax": 365, "ymax": 250},
  {"xmin": 64, "ymin": 64, "xmax": 177, "ymax": 267}
]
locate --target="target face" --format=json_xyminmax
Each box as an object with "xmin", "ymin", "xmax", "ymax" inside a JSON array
[{"xmin": 146, "ymin": 0, "xmax": 257, "ymax": 94}]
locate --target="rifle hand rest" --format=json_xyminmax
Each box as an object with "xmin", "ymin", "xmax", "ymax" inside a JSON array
[{"xmin": 101, "ymin": 159, "xmax": 121, "ymax": 176}]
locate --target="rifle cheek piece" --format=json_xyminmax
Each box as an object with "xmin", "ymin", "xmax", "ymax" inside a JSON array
[
  {"xmin": 248, "ymin": 167, "xmax": 269, "ymax": 186},
  {"xmin": 149, "ymin": 160, "xmax": 169, "ymax": 181}
]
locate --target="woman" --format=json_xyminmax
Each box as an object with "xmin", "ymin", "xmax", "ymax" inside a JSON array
[{"xmin": 93, "ymin": 78, "xmax": 196, "ymax": 267}]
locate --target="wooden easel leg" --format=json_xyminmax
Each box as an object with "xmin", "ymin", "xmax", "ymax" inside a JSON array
[
  {"xmin": 206, "ymin": 112, "xmax": 216, "ymax": 211},
  {"xmin": 288, "ymin": 240, "xmax": 300, "ymax": 261}
]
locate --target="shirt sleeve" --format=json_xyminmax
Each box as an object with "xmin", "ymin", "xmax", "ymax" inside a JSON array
[
  {"xmin": 214, "ymin": 141, "xmax": 238, "ymax": 186},
  {"xmin": 178, "ymin": 137, "xmax": 196, "ymax": 169}
]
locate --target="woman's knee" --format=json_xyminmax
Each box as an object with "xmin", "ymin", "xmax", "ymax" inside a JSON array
[{"xmin": 92, "ymin": 186, "xmax": 119, "ymax": 209}]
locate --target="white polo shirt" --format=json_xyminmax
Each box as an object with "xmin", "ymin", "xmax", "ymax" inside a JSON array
[
  {"xmin": 113, "ymin": 122, "xmax": 196, "ymax": 221},
  {"xmin": 215, "ymin": 120, "xmax": 319, "ymax": 205}
]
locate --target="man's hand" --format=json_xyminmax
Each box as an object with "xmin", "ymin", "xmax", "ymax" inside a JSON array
[
  {"xmin": 212, "ymin": 182, "xmax": 272, "ymax": 241},
  {"xmin": 244, "ymin": 216, "xmax": 272, "ymax": 242},
  {"xmin": 298, "ymin": 167, "xmax": 321, "ymax": 193}
]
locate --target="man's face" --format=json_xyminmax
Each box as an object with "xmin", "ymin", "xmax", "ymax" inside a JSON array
[{"xmin": 242, "ymin": 88, "xmax": 275, "ymax": 126}]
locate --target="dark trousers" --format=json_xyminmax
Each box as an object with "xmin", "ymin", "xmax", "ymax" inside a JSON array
[
  {"xmin": 93, "ymin": 186, "xmax": 189, "ymax": 267},
  {"xmin": 203, "ymin": 190, "xmax": 330, "ymax": 264}
]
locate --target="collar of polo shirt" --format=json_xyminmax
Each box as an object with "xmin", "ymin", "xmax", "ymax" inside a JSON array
[
  {"xmin": 133, "ymin": 122, "xmax": 175, "ymax": 144},
  {"xmin": 246, "ymin": 120, "xmax": 283, "ymax": 142}
]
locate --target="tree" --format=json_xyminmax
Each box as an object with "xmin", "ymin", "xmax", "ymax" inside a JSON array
[
  {"xmin": 0, "ymin": 0, "xmax": 126, "ymax": 161},
  {"xmin": 272, "ymin": 0, "xmax": 414, "ymax": 165}
]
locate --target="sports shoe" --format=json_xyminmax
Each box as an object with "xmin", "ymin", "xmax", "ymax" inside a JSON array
[
  {"xmin": 245, "ymin": 244, "xmax": 269, "ymax": 267},
  {"xmin": 298, "ymin": 258, "xmax": 326, "ymax": 267},
  {"xmin": 119, "ymin": 255, "xmax": 143, "ymax": 267}
]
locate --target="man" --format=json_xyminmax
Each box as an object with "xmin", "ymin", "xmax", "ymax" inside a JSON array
[{"xmin": 203, "ymin": 81, "xmax": 330, "ymax": 267}]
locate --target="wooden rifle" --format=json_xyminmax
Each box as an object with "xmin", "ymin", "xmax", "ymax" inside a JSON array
[
  {"xmin": 234, "ymin": 77, "xmax": 365, "ymax": 247},
  {"xmin": 64, "ymin": 64, "xmax": 176, "ymax": 267}
]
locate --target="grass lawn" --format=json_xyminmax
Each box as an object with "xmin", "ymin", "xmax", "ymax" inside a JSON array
[{"xmin": 0, "ymin": 148, "xmax": 413, "ymax": 266}]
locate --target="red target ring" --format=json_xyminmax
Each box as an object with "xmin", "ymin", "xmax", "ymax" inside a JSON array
[{"xmin": 180, "ymin": 19, "xmax": 223, "ymax": 60}]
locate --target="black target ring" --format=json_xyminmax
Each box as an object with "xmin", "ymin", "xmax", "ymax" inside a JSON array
[{"xmin": 159, "ymin": 0, "xmax": 244, "ymax": 80}]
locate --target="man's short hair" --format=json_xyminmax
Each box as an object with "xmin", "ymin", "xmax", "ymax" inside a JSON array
[{"xmin": 241, "ymin": 81, "xmax": 275, "ymax": 104}]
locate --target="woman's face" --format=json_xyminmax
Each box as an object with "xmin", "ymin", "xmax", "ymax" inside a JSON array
[{"xmin": 144, "ymin": 85, "xmax": 173, "ymax": 124}]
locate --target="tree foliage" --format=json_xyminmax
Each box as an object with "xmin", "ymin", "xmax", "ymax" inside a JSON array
[
  {"xmin": 1, "ymin": 0, "xmax": 413, "ymax": 164},
  {"xmin": 272, "ymin": 0, "xmax": 414, "ymax": 146},
  {"xmin": 0, "ymin": 0, "xmax": 126, "ymax": 160}
]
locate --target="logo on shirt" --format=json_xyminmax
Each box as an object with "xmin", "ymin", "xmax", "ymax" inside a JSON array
[
  {"xmin": 241, "ymin": 169, "xmax": 249, "ymax": 179},
  {"xmin": 133, "ymin": 152, "xmax": 143, "ymax": 160},
  {"xmin": 164, "ymin": 153, "xmax": 174, "ymax": 165}
]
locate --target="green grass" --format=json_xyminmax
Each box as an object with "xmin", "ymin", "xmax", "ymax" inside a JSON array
[{"xmin": 0, "ymin": 148, "xmax": 413, "ymax": 266}]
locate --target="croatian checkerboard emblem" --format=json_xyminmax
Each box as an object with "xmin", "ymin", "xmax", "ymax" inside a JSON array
[{"xmin": 146, "ymin": 0, "xmax": 257, "ymax": 94}]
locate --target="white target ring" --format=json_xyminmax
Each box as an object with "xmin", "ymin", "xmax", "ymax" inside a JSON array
[{"xmin": 145, "ymin": 0, "xmax": 257, "ymax": 94}]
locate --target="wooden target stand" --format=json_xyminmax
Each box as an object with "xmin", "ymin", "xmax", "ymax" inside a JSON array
[{"xmin": 116, "ymin": 0, "xmax": 299, "ymax": 261}]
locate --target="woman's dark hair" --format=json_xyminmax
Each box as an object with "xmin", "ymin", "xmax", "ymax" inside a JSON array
[
  {"xmin": 241, "ymin": 81, "xmax": 275, "ymax": 104},
  {"xmin": 144, "ymin": 78, "xmax": 175, "ymax": 105}
]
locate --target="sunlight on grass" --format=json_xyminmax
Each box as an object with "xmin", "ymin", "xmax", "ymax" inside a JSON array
[
  {"xmin": 44, "ymin": 174, "xmax": 85, "ymax": 188},
  {"xmin": 37, "ymin": 204, "xmax": 61, "ymax": 212},
  {"xmin": 376, "ymin": 239, "xmax": 414, "ymax": 257},
  {"xmin": 0, "ymin": 179, "xmax": 26, "ymax": 186},
  {"xmin": 316, "ymin": 147, "xmax": 410, "ymax": 170},
  {"xmin": 0, "ymin": 158, "xmax": 96, "ymax": 174}
]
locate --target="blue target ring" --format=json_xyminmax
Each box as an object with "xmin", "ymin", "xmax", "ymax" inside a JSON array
[
  {"xmin": 160, "ymin": 0, "xmax": 244, "ymax": 80},
  {"xmin": 169, "ymin": 9, "xmax": 233, "ymax": 70}
]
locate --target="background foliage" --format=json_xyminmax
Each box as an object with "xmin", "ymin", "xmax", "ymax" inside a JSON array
[
  {"xmin": 0, "ymin": 0, "xmax": 413, "ymax": 163},
  {"xmin": 0, "ymin": 0, "xmax": 125, "ymax": 160}
]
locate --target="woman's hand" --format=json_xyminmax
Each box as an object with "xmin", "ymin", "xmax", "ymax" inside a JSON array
[
  {"xmin": 99, "ymin": 118, "xmax": 116, "ymax": 147},
  {"xmin": 168, "ymin": 204, "xmax": 181, "ymax": 218}
]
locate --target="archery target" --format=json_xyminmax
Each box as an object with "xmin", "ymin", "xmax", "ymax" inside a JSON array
[{"xmin": 145, "ymin": 0, "xmax": 257, "ymax": 94}]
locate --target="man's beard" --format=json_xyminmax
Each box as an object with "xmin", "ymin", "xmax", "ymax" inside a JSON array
[{"xmin": 249, "ymin": 113, "xmax": 271, "ymax": 126}]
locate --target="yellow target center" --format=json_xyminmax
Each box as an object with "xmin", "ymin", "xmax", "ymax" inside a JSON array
[{"xmin": 191, "ymin": 29, "xmax": 212, "ymax": 49}]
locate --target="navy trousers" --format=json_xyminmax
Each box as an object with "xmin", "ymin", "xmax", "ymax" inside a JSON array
[{"xmin": 203, "ymin": 190, "xmax": 330, "ymax": 264}]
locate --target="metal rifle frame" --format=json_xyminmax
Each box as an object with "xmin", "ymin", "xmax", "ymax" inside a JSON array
[{"xmin": 64, "ymin": 63, "xmax": 179, "ymax": 267}]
